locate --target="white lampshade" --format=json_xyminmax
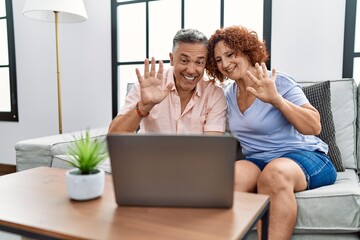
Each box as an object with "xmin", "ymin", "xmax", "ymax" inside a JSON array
[{"xmin": 23, "ymin": 0, "xmax": 88, "ymax": 23}]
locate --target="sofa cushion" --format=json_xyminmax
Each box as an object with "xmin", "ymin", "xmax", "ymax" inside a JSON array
[
  {"xmin": 328, "ymin": 79, "xmax": 357, "ymax": 170},
  {"xmin": 15, "ymin": 127, "xmax": 108, "ymax": 171},
  {"xmin": 295, "ymin": 169, "xmax": 360, "ymax": 233},
  {"xmin": 298, "ymin": 79, "xmax": 357, "ymax": 170},
  {"xmin": 302, "ymin": 81, "xmax": 344, "ymax": 171},
  {"xmin": 50, "ymin": 130, "xmax": 107, "ymax": 156}
]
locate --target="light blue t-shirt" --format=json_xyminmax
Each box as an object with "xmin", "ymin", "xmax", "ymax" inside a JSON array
[{"xmin": 225, "ymin": 72, "xmax": 328, "ymax": 162}]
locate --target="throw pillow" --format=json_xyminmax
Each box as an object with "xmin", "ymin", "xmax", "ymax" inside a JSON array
[{"xmin": 302, "ymin": 81, "xmax": 345, "ymax": 172}]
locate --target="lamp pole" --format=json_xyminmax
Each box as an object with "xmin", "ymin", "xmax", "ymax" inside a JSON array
[{"xmin": 54, "ymin": 11, "xmax": 63, "ymax": 134}]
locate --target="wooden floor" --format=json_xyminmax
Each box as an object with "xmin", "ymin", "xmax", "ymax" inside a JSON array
[{"xmin": 0, "ymin": 164, "xmax": 16, "ymax": 176}]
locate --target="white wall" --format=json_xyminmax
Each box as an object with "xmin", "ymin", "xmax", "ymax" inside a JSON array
[
  {"xmin": 0, "ymin": 0, "xmax": 348, "ymax": 165},
  {"xmin": 0, "ymin": 0, "xmax": 112, "ymax": 165},
  {"xmin": 271, "ymin": 0, "xmax": 345, "ymax": 81}
]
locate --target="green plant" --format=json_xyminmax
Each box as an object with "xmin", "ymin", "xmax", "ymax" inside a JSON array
[{"xmin": 67, "ymin": 129, "xmax": 108, "ymax": 175}]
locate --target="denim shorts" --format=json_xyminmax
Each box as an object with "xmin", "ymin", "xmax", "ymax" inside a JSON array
[{"xmin": 243, "ymin": 150, "xmax": 337, "ymax": 190}]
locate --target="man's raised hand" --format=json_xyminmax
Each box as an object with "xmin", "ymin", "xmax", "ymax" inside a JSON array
[{"xmin": 135, "ymin": 57, "xmax": 174, "ymax": 106}]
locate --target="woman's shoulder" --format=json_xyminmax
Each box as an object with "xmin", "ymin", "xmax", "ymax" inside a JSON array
[
  {"xmin": 274, "ymin": 71, "xmax": 297, "ymax": 84},
  {"xmin": 223, "ymin": 80, "xmax": 236, "ymax": 93},
  {"xmin": 273, "ymin": 71, "xmax": 301, "ymax": 94}
]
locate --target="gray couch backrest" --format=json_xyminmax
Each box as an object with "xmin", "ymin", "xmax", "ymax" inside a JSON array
[{"xmin": 298, "ymin": 78, "xmax": 358, "ymax": 170}]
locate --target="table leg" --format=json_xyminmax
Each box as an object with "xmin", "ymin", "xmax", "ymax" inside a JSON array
[{"xmin": 261, "ymin": 206, "xmax": 270, "ymax": 240}]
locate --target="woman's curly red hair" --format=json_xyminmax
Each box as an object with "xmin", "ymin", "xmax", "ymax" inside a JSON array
[{"xmin": 206, "ymin": 25, "xmax": 269, "ymax": 82}]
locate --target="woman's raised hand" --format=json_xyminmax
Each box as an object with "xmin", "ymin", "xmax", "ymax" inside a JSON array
[{"xmin": 246, "ymin": 62, "xmax": 282, "ymax": 106}]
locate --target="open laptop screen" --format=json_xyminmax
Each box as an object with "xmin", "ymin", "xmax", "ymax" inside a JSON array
[{"xmin": 107, "ymin": 134, "xmax": 238, "ymax": 208}]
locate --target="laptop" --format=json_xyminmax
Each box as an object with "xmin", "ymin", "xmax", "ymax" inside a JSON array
[{"xmin": 106, "ymin": 134, "xmax": 238, "ymax": 208}]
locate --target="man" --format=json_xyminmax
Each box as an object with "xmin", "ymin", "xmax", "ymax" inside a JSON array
[{"xmin": 108, "ymin": 29, "xmax": 227, "ymax": 134}]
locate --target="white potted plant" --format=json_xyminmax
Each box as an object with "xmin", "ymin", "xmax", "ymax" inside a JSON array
[{"xmin": 65, "ymin": 129, "xmax": 108, "ymax": 201}]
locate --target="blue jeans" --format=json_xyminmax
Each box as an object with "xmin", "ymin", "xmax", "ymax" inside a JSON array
[{"xmin": 243, "ymin": 150, "xmax": 337, "ymax": 190}]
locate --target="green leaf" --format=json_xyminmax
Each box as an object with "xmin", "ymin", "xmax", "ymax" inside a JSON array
[{"xmin": 67, "ymin": 129, "xmax": 108, "ymax": 175}]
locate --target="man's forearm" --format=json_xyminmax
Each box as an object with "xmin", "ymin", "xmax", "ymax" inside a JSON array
[{"xmin": 108, "ymin": 109, "xmax": 142, "ymax": 133}]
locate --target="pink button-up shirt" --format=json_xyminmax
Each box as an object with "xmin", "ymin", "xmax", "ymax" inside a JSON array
[{"xmin": 119, "ymin": 67, "xmax": 227, "ymax": 134}]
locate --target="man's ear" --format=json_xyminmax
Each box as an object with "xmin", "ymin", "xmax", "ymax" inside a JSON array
[{"xmin": 169, "ymin": 52, "xmax": 174, "ymax": 66}]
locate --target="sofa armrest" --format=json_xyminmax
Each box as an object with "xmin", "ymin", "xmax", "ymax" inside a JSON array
[{"xmin": 15, "ymin": 127, "xmax": 108, "ymax": 171}]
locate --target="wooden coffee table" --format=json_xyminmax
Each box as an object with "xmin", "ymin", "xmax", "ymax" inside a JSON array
[{"xmin": 0, "ymin": 167, "xmax": 269, "ymax": 240}]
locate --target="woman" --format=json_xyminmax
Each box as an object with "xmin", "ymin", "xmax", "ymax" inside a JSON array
[{"xmin": 206, "ymin": 25, "xmax": 336, "ymax": 240}]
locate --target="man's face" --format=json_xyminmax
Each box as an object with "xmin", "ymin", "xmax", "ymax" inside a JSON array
[{"xmin": 170, "ymin": 42, "xmax": 207, "ymax": 93}]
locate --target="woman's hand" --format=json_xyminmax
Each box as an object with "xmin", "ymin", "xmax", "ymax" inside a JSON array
[
  {"xmin": 246, "ymin": 63, "xmax": 321, "ymax": 135},
  {"xmin": 246, "ymin": 62, "xmax": 282, "ymax": 106}
]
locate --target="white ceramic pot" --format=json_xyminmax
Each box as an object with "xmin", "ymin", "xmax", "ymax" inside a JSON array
[{"xmin": 66, "ymin": 168, "xmax": 105, "ymax": 201}]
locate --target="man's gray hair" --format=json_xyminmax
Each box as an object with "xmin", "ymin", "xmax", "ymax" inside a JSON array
[{"xmin": 172, "ymin": 29, "xmax": 208, "ymax": 52}]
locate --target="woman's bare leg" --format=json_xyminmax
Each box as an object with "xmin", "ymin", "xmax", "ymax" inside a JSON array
[
  {"xmin": 234, "ymin": 160, "xmax": 261, "ymax": 193},
  {"xmin": 256, "ymin": 158, "xmax": 307, "ymax": 240}
]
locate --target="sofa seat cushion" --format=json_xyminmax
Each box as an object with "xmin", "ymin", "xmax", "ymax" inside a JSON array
[
  {"xmin": 295, "ymin": 169, "xmax": 360, "ymax": 233},
  {"xmin": 52, "ymin": 155, "xmax": 112, "ymax": 174}
]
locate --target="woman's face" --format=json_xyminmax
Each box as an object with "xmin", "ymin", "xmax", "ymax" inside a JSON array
[{"xmin": 213, "ymin": 40, "xmax": 251, "ymax": 81}]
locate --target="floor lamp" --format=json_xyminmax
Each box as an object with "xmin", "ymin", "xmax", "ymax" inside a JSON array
[{"xmin": 23, "ymin": 0, "xmax": 88, "ymax": 134}]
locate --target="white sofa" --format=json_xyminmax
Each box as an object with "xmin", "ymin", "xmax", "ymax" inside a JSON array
[
  {"xmin": 15, "ymin": 127, "xmax": 110, "ymax": 173},
  {"xmin": 15, "ymin": 78, "xmax": 360, "ymax": 239}
]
